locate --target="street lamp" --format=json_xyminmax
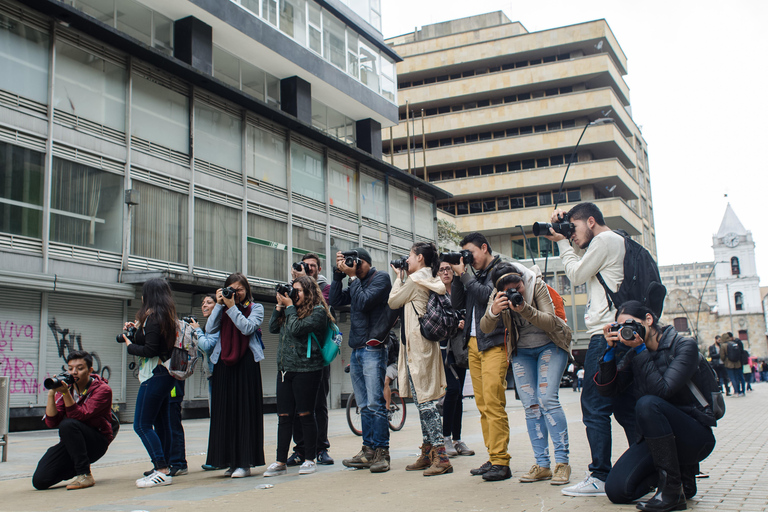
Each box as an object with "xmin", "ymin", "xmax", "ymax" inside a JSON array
[{"xmin": 694, "ymin": 261, "xmax": 729, "ymax": 341}]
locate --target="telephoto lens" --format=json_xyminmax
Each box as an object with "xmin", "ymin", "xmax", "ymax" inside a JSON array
[
  {"xmin": 390, "ymin": 257, "xmax": 408, "ymax": 272},
  {"xmin": 44, "ymin": 372, "xmax": 75, "ymax": 390},
  {"xmin": 116, "ymin": 325, "xmax": 137, "ymax": 343}
]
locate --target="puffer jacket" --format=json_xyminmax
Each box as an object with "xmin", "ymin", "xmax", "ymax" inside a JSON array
[
  {"xmin": 268, "ymin": 305, "xmax": 327, "ymax": 372},
  {"xmin": 330, "ymin": 267, "xmax": 392, "ymax": 349},
  {"xmin": 596, "ymin": 325, "xmax": 716, "ymax": 427}
]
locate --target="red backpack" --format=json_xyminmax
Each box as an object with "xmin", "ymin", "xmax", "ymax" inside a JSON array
[{"xmin": 546, "ymin": 285, "xmax": 568, "ymax": 323}]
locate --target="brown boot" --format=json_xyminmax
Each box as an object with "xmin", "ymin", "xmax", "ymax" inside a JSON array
[
  {"xmin": 423, "ymin": 445, "xmax": 453, "ymax": 476},
  {"xmin": 405, "ymin": 444, "xmax": 432, "ymax": 471}
]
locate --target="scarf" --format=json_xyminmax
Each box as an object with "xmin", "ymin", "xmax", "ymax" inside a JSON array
[{"xmin": 219, "ymin": 301, "xmax": 252, "ymax": 366}]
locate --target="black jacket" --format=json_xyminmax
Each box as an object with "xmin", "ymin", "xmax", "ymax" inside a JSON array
[
  {"xmin": 596, "ymin": 325, "xmax": 716, "ymax": 428},
  {"xmin": 127, "ymin": 317, "xmax": 172, "ymax": 362},
  {"xmin": 330, "ymin": 267, "xmax": 392, "ymax": 349},
  {"xmin": 452, "ymin": 255, "xmax": 504, "ymax": 352}
]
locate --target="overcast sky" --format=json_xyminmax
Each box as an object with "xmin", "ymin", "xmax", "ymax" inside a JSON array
[{"xmin": 381, "ymin": 0, "xmax": 768, "ymax": 284}]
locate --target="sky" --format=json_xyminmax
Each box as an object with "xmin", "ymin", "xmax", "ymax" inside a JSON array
[{"xmin": 381, "ymin": 0, "xmax": 768, "ymax": 284}]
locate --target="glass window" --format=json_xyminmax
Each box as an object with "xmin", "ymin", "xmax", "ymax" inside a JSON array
[
  {"xmin": 359, "ymin": 40, "xmax": 379, "ymax": 92},
  {"xmin": 576, "ymin": 304, "xmax": 587, "ymax": 331},
  {"xmin": 115, "ymin": 0, "xmax": 152, "ymax": 45},
  {"xmin": 76, "ymin": 0, "xmax": 115, "ymax": 24},
  {"xmin": 246, "ymin": 124, "xmax": 286, "ymax": 188},
  {"xmin": 307, "ymin": 2, "xmax": 322, "ymax": 54},
  {"xmin": 510, "ymin": 196, "xmax": 523, "ymax": 209},
  {"xmin": 311, "ymin": 98, "xmax": 327, "ymax": 132},
  {"xmin": 241, "ymin": 0, "xmax": 260, "ymax": 15},
  {"xmin": 247, "ymin": 213, "xmax": 287, "ymax": 281},
  {"xmin": 262, "ymin": 0, "xmax": 278, "ymax": 25},
  {"xmin": 279, "ymin": 0, "xmax": 306, "ymax": 46},
  {"xmin": 328, "ymin": 159, "xmax": 357, "ymax": 213},
  {"xmin": 50, "ymin": 158, "xmax": 123, "ymax": 252},
  {"xmin": 0, "ymin": 16, "xmax": 50, "ymax": 104},
  {"xmin": 195, "ymin": 102, "xmax": 242, "ymax": 172},
  {"xmin": 567, "ymin": 188, "xmax": 581, "ymax": 202},
  {"xmin": 131, "ymin": 74, "xmax": 189, "ymax": 154},
  {"xmin": 266, "ymin": 74, "xmax": 280, "ymax": 106},
  {"xmin": 327, "ymin": 106, "xmax": 347, "ymax": 141},
  {"xmin": 539, "ymin": 191, "xmax": 552, "ymax": 206},
  {"xmin": 331, "ymin": 235, "xmax": 356, "ymax": 262},
  {"xmin": 213, "ymin": 45, "xmax": 240, "ymax": 89},
  {"xmin": 291, "ymin": 143, "xmax": 323, "ymax": 201},
  {"xmin": 347, "ymin": 29, "xmax": 359, "ymax": 79},
  {"xmin": 497, "ymin": 197, "xmax": 509, "ymax": 210},
  {"xmin": 0, "ymin": 142, "xmax": 44, "ymax": 238},
  {"xmin": 380, "ymin": 55, "xmax": 396, "ymax": 102},
  {"xmin": 153, "ymin": 11, "xmax": 174, "ymax": 55},
  {"xmin": 242, "ymin": 61, "xmax": 266, "ymax": 102},
  {"xmin": 524, "ymin": 194, "xmax": 537, "ymax": 208},
  {"xmin": 293, "ymin": 225, "xmax": 326, "ymax": 269},
  {"xmin": 360, "ymin": 172, "xmax": 386, "ymax": 223},
  {"xmin": 55, "ymin": 43, "xmax": 126, "ymax": 131},
  {"xmin": 389, "ymin": 185, "xmax": 411, "ymax": 231},
  {"xmin": 194, "ymin": 198, "xmax": 241, "ymax": 271},
  {"xmin": 364, "ymin": 245, "xmax": 388, "ymax": 274},
  {"xmin": 415, "ymin": 197, "xmax": 434, "ymax": 239},
  {"xmin": 558, "ymin": 275, "xmax": 571, "ymax": 295},
  {"xmin": 323, "ymin": 13, "xmax": 346, "ymax": 70},
  {"xmin": 512, "ymin": 238, "xmax": 525, "ymax": 260},
  {"xmin": 130, "ymin": 181, "xmax": 188, "ymax": 263}
]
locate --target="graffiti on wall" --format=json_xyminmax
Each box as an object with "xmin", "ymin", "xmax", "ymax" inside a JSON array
[
  {"xmin": 48, "ymin": 319, "xmax": 111, "ymax": 382},
  {"xmin": 0, "ymin": 320, "xmax": 41, "ymax": 394}
]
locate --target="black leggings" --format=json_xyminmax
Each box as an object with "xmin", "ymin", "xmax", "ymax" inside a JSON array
[
  {"xmin": 276, "ymin": 370, "xmax": 322, "ymax": 463},
  {"xmin": 605, "ymin": 395, "xmax": 716, "ymax": 504}
]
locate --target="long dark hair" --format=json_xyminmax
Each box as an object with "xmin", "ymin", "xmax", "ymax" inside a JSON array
[
  {"xmin": 615, "ymin": 300, "xmax": 662, "ymax": 331},
  {"xmin": 295, "ymin": 276, "xmax": 335, "ymax": 322},
  {"xmin": 412, "ymin": 241, "xmax": 439, "ymax": 277},
  {"xmin": 136, "ymin": 278, "xmax": 177, "ymax": 352},
  {"xmin": 224, "ymin": 272, "xmax": 252, "ymax": 303}
]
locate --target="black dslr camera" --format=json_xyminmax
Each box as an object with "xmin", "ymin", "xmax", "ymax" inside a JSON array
[
  {"xmin": 292, "ymin": 261, "xmax": 310, "ymax": 273},
  {"xmin": 342, "ymin": 250, "xmax": 359, "ymax": 268},
  {"xmin": 44, "ymin": 372, "xmax": 75, "ymax": 390},
  {"xmin": 183, "ymin": 316, "xmax": 197, "ymax": 324},
  {"xmin": 504, "ymin": 289, "xmax": 524, "ymax": 307},
  {"xmin": 610, "ymin": 319, "xmax": 646, "ymax": 342},
  {"xmin": 532, "ymin": 212, "xmax": 575, "ymax": 238},
  {"xmin": 116, "ymin": 325, "xmax": 137, "ymax": 344},
  {"xmin": 221, "ymin": 286, "xmax": 237, "ymax": 300},
  {"xmin": 390, "ymin": 257, "xmax": 409, "ymax": 273},
  {"xmin": 440, "ymin": 249, "xmax": 474, "ymax": 267},
  {"xmin": 275, "ymin": 283, "xmax": 299, "ymax": 302}
]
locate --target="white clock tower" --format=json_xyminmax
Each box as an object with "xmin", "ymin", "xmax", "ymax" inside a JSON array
[{"xmin": 713, "ymin": 204, "xmax": 762, "ymax": 316}]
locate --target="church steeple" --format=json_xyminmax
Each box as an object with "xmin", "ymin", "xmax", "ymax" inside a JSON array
[{"xmin": 716, "ymin": 203, "xmax": 747, "ymax": 238}]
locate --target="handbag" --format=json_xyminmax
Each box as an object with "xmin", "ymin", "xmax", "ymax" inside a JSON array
[{"xmin": 307, "ymin": 320, "xmax": 342, "ymax": 366}]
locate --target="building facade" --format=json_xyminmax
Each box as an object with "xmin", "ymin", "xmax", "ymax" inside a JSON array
[
  {"xmin": 385, "ymin": 13, "xmax": 656, "ymax": 354},
  {"xmin": 659, "ymin": 261, "xmax": 717, "ymax": 312},
  {"xmin": 0, "ymin": 0, "xmax": 448, "ymax": 425}
]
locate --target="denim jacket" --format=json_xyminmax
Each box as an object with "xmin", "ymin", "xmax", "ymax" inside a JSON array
[
  {"xmin": 195, "ymin": 328, "xmax": 219, "ymax": 375},
  {"xmin": 205, "ymin": 302, "xmax": 265, "ymax": 364}
]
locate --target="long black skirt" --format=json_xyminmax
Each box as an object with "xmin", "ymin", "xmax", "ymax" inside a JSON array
[{"xmin": 206, "ymin": 354, "xmax": 265, "ymax": 468}]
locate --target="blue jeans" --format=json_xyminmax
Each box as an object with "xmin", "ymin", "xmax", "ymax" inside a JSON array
[
  {"xmin": 350, "ymin": 345, "xmax": 389, "ymax": 449},
  {"xmin": 511, "ymin": 342, "xmax": 570, "ymax": 466},
  {"xmin": 582, "ymin": 334, "xmax": 638, "ymax": 481},
  {"xmin": 727, "ymin": 367, "xmax": 745, "ymax": 394},
  {"xmin": 134, "ymin": 369, "xmax": 176, "ymax": 469}
]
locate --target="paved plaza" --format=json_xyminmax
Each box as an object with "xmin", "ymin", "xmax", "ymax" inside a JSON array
[{"xmin": 1, "ymin": 383, "xmax": 766, "ymax": 511}]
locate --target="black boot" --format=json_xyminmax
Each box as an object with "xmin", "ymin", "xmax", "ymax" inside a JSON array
[
  {"xmin": 680, "ymin": 463, "xmax": 697, "ymax": 500},
  {"xmin": 636, "ymin": 435, "xmax": 687, "ymax": 512}
]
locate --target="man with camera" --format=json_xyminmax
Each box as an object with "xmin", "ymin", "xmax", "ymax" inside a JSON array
[
  {"xmin": 448, "ymin": 232, "xmax": 510, "ymax": 481},
  {"xmin": 33, "ymin": 351, "xmax": 115, "ymax": 490},
  {"xmin": 544, "ymin": 202, "xmax": 635, "ymax": 497},
  {"xmin": 330, "ymin": 247, "xmax": 393, "ymax": 473},
  {"xmin": 286, "ymin": 253, "xmax": 334, "ymax": 466}
]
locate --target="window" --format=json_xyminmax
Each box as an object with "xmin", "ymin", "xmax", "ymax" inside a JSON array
[
  {"xmin": 558, "ymin": 275, "xmax": 571, "ymax": 295},
  {"xmin": 246, "ymin": 124, "xmax": 286, "ymax": 188},
  {"xmin": 194, "ymin": 199, "xmax": 241, "ymax": 271},
  {"xmin": 414, "ymin": 195, "xmax": 434, "ymax": 239},
  {"xmin": 360, "ymin": 172, "xmax": 386, "ymax": 222},
  {"xmin": 731, "ymin": 256, "xmax": 740, "ymax": 275},
  {"xmin": 0, "ymin": 16, "xmax": 50, "ymax": 104},
  {"xmin": 247, "ymin": 214, "xmax": 287, "ymax": 281},
  {"xmin": 195, "ymin": 102, "xmax": 242, "ymax": 172},
  {"xmin": 131, "ymin": 75, "xmax": 189, "ymax": 153},
  {"xmin": 279, "ymin": 0, "xmax": 306, "ymax": 46},
  {"xmin": 389, "ymin": 185, "xmax": 411, "ymax": 230},
  {"xmin": 262, "ymin": 0, "xmax": 278, "ymax": 25},
  {"xmin": 323, "ymin": 13, "xmax": 346, "ymax": 70},
  {"xmin": 213, "ymin": 45, "xmax": 240, "ymax": 89},
  {"xmin": 346, "ymin": 29, "xmax": 359, "ymax": 78},
  {"xmin": 738, "ymin": 330, "xmax": 748, "ymax": 341},
  {"xmin": 131, "ymin": 181, "xmax": 188, "ymax": 263},
  {"xmin": 734, "ymin": 292, "xmax": 744, "ymax": 311},
  {"xmin": 50, "ymin": 158, "xmax": 123, "ymax": 252},
  {"xmin": 291, "ymin": 143, "xmax": 323, "ymax": 201},
  {"xmin": 359, "ymin": 40, "xmax": 379, "ymax": 93},
  {"xmin": 293, "ymin": 225, "xmax": 326, "ymax": 270},
  {"xmin": 512, "ymin": 238, "xmax": 525, "ymax": 260},
  {"xmin": 328, "ymin": 159, "xmax": 357, "ymax": 213},
  {"xmin": 673, "ymin": 317, "xmax": 689, "ymax": 332},
  {"xmin": 0, "ymin": 142, "xmax": 44, "ymax": 238}
]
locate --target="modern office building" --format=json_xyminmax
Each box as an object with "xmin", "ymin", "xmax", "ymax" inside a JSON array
[
  {"xmin": 659, "ymin": 262, "xmax": 718, "ymax": 310},
  {"xmin": 0, "ymin": 0, "xmax": 448, "ymax": 425},
  {"xmin": 385, "ymin": 12, "xmax": 657, "ymax": 354}
]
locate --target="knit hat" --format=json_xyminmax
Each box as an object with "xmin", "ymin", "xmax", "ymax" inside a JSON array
[{"xmin": 352, "ymin": 247, "xmax": 372, "ymax": 265}]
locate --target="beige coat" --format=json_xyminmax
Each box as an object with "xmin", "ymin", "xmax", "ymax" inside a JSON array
[{"xmin": 388, "ymin": 267, "xmax": 447, "ymax": 404}]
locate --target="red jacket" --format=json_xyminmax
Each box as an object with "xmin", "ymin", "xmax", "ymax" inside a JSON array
[{"xmin": 44, "ymin": 374, "xmax": 114, "ymax": 442}]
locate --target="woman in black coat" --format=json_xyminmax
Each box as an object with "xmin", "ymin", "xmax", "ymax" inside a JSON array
[{"xmin": 596, "ymin": 301, "xmax": 716, "ymax": 512}]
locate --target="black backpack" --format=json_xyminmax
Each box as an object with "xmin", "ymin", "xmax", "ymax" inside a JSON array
[
  {"xmin": 726, "ymin": 341, "xmax": 741, "ymax": 362},
  {"xmin": 596, "ymin": 230, "xmax": 666, "ymax": 317}
]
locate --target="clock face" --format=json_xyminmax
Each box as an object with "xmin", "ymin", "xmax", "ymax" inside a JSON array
[{"xmin": 723, "ymin": 233, "xmax": 739, "ymax": 248}]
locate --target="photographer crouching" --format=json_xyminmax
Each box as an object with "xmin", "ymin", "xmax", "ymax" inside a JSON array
[{"xmin": 33, "ymin": 351, "xmax": 115, "ymax": 490}]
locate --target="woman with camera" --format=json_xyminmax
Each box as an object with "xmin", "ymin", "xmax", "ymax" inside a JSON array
[
  {"xmin": 264, "ymin": 276, "xmax": 334, "ymax": 477},
  {"xmin": 204, "ymin": 273, "xmax": 265, "ymax": 478},
  {"xmin": 597, "ymin": 301, "xmax": 717, "ymax": 511},
  {"xmin": 124, "ymin": 278, "xmax": 178, "ymax": 488},
  {"xmin": 479, "ymin": 262, "xmax": 572, "ymax": 485},
  {"xmin": 387, "ymin": 241, "xmax": 452, "ymax": 476}
]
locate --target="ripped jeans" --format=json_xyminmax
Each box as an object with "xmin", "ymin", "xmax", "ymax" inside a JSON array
[{"xmin": 511, "ymin": 342, "xmax": 570, "ymax": 467}]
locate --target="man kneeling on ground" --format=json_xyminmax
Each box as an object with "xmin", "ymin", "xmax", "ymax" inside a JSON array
[{"xmin": 33, "ymin": 350, "xmax": 115, "ymax": 490}]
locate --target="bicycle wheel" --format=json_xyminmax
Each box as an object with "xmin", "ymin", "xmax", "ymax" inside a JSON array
[
  {"xmin": 346, "ymin": 392, "xmax": 363, "ymax": 436},
  {"xmin": 388, "ymin": 390, "xmax": 406, "ymax": 431}
]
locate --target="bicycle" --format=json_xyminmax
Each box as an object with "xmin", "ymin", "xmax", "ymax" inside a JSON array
[{"xmin": 346, "ymin": 389, "xmax": 406, "ymax": 435}]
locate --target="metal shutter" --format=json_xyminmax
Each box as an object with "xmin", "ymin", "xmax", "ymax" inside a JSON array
[{"xmin": 0, "ymin": 288, "xmax": 42, "ymax": 407}]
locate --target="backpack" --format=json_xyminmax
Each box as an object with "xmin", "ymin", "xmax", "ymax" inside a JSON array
[
  {"xmin": 546, "ymin": 284, "xmax": 567, "ymax": 322},
  {"xmin": 688, "ymin": 352, "xmax": 726, "ymax": 421},
  {"xmin": 596, "ymin": 230, "xmax": 666, "ymax": 318},
  {"xmin": 726, "ymin": 341, "xmax": 741, "ymax": 362},
  {"xmin": 413, "ymin": 291, "xmax": 458, "ymax": 342},
  {"xmin": 163, "ymin": 319, "xmax": 199, "ymax": 380},
  {"xmin": 308, "ymin": 320, "xmax": 342, "ymax": 366}
]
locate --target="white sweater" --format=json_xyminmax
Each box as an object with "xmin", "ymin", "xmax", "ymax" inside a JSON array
[{"xmin": 557, "ymin": 230, "xmax": 625, "ymax": 336}]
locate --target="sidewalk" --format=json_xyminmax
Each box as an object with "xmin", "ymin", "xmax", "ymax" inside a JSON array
[{"xmin": 1, "ymin": 384, "xmax": 766, "ymax": 511}]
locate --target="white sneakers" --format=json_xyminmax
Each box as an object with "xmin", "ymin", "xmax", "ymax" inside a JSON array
[
  {"xmin": 561, "ymin": 472, "xmax": 606, "ymax": 497},
  {"xmin": 136, "ymin": 471, "xmax": 172, "ymax": 488},
  {"xmin": 230, "ymin": 468, "xmax": 251, "ymax": 478},
  {"xmin": 264, "ymin": 462, "xmax": 287, "ymax": 477},
  {"xmin": 298, "ymin": 460, "xmax": 316, "ymax": 475}
]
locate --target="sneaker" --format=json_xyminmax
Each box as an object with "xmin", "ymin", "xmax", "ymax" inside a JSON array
[
  {"xmin": 454, "ymin": 440, "xmax": 475, "ymax": 456},
  {"xmin": 136, "ymin": 471, "xmax": 172, "ymax": 488},
  {"xmin": 470, "ymin": 460, "xmax": 492, "ymax": 476},
  {"xmin": 482, "ymin": 465, "xmax": 512, "ymax": 481},
  {"xmin": 561, "ymin": 472, "xmax": 606, "ymax": 496},
  {"xmin": 231, "ymin": 467, "xmax": 251, "ymax": 478},
  {"xmin": 444, "ymin": 437, "xmax": 459, "ymax": 457},
  {"xmin": 369, "ymin": 447, "xmax": 391, "ymax": 473},
  {"xmin": 551, "ymin": 463, "xmax": 572, "ymax": 485},
  {"xmin": 299, "ymin": 460, "xmax": 316, "ymax": 475},
  {"xmin": 201, "ymin": 464, "xmax": 224, "ymax": 471},
  {"xmin": 263, "ymin": 462, "xmax": 287, "ymax": 477},
  {"xmin": 169, "ymin": 467, "xmax": 188, "ymax": 476},
  {"xmin": 286, "ymin": 451, "xmax": 305, "ymax": 467},
  {"xmin": 519, "ymin": 464, "xmax": 552, "ymax": 482},
  {"xmin": 316, "ymin": 449, "xmax": 335, "ymax": 465},
  {"xmin": 223, "ymin": 467, "xmax": 234, "ymax": 477},
  {"xmin": 342, "ymin": 445, "xmax": 375, "ymax": 469},
  {"xmin": 66, "ymin": 473, "xmax": 95, "ymax": 490}
]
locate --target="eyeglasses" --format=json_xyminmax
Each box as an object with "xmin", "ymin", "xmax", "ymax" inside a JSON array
[{"xmin": 438, "ymin": 268, "xmax": 453, "ymax": 274}]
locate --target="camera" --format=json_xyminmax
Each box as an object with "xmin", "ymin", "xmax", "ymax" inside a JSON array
[
  {"xmin": 342, "ymin": 250, "xmax": 359, "ymax": 268},
  {"xmin": 44, "ymin": 372, "xmax": 75, "ymax": 390},
  {"xmin": 183, "ymin": 316, "xmax": 197, "ymax": 324},
  {"xmin": 440, "ymin": 249, "xmax": 474, "ymax": 267},
  {"xmin": 390, "ymin": 257, "xmax": 409, "ymax": 273},
  {"xmin": 292, "ymin": 261, "xmax": 310, "ymax": 273},
  {"xmin": 610, "ymin": 319, "xmax": 646, "ymax": 342},
  {"xmin": 221, "ymin": 286, "xmax": 237, "ymax": 300},
  {"xmin": 505, "ymin": 289, "xmax": 524, "ymax": 307},
  {"xmin": 116, "ymin": 325, "xmax": 137, "ymax": 344},
  {"xmin": 275, "ymin": 283, "xmax": 298, "ymax": 302},
  {"xmin": 532, "ymin": 212, "xmax": 575, "ymax": 238}
]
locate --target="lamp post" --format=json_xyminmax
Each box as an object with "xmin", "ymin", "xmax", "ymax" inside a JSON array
[{"xmin": 694, "ymin": 261, "xmax": 729, "ymax": 341}]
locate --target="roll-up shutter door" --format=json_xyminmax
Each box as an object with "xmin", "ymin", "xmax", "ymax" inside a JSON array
[
  {"xmin": 123, "ymin": 301, "xmax": 142, "ymax": 422},
  {"xmin": 259, "ymin": 301, "xmax": 279, "ymax": 398},
  {"xmin": 0, "ymin": 287, "xmax": 42, "ymax": 407},
  {"xmin": 174, "ymin": 292, "xmax": 207, "ymax": 402}
]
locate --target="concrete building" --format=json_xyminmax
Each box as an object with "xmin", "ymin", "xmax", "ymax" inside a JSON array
[
  {"xmin": 0, "ymin": 0, "xmax": 449, "ymax": 426},
  {"xmin": 659, "ymin": 261, "xmax": 717, "ymax": 312},
  {"xmin": 385, "ymin": 12, "xmax": 656, "ymax": 354}
]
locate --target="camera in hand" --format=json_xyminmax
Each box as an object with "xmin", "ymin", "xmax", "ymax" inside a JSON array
[
  {"xmin": 292, "ymin": 261, "xmax": 310, "ymax": 273},
  {"xmin": 221, "ymin": 286, "xmax": 237, "ymax": 300},
  {"xmin": 275, "ymin": 283, "xmax": 299, "ymax": 302},
  {"xmin": 183, "ymin": 316, "xmax": 197, "ymax": 324},
  {"xmin": 440, "ymin": 249, "xmax": 473, "ymax": 267},
  {"xmin": 505, "ymin": 289, "xmax": 524, "ymax": 307},
  {"xmin": 532, "ymin": 212, "xmax": 575, "ymax": 238},
  {"xmin": 44, "ymin": 372, "xmax": 75, "ymax": 390},
  {"xmin": 610, "ymin": 319, "xmax": 646, "ymax": 342},
  {"xmin": 390, "ymin": 257, "xmax": 409, "ymax": 273},
  {"xmin": 342, "ymin": 250, "xmax": 359, "ymax": 268},
  {"xmin": 116, "ymin": 325, "xmax": 137, "ymax": 344}
]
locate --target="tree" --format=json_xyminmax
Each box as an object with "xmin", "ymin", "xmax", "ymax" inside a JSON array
[{"xmin": 437, "ymin": 218, "xmax": 462, "ymax": 252}]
